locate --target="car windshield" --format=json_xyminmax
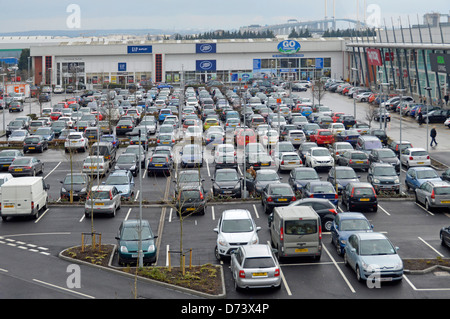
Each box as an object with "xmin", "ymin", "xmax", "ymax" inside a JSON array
[
  {"xmin": 373, "ymin": 167, "xmax": 396, "ymax": 176},
  {"xmin": 359, "ymin": 239, "xmax": 396, "ymax": 256},
  {"xmin": 180, "ymin": 190, "xmax": 201, "ymax": 201},
  {"xmin": 294, "ymin": 170, "xmax": 318, "ymax": 179},
  {"xmin": 311, "ymin": 185, "xmax": 335, "ymax": 194},
  {"xmin": 222, "ymin": 219, "xmax": 254, "ymax": 233},
  {"xmin": 351, "ymin": 153, "xmax": 367, "ymax": 159},
  {"xmin": 411, "ymin": 151, "xmax": 428, "ymax": 157},
  {"xmin": 353, "ymin": 188, "xmax": 375, "ymax": 196},
  {"xmin": 435, "ymin": 187, "xmax": 450, "ymax": 195},
  {"xmin": 10, "ymin": 130, "xmax": 26, "ymax": 137},
  {"xmin": 416, "ymin": 170, "xmax": 439, "ymax": 179},
  {"xmin": 285, "ymin": 220, "xmax": 317, "ymax": 235},
  {"xmin": 257, "ymin": 172, "xmax": 278, "ymax": 181},
  {"xmin": 364, "ymin": 140, "xmax": 383, "ymax": 150},
  {"xmin": 336, "ymin": 170, "xmax": 358, "ymax": 179},
  {"xmin": 25, "ymin": 137, "xmax": 40, "ymax": 143},
  {"xmin": 106, "ymin": 176, "xmax": 129, "ymax": 185},
  {"xmin": 378, "ymin": 150, "xmax": 395, "ymax": 158},
  {"xmin": 216, "ymin": 171, "xmax": 238, "ymax": 182},
  {"xmin": 122, "ymin": 226, "xmax": 153, "ymax": 241},
  {"xmin": 341, "ymin": 219, "xmax": 371, "ymax": 231},
  {"xmin": 63, "ymin": 175, "xmax": 86, "ymax": 184},
  {"xmin": 179, "ymin": 173, "xmax": 200, "ymax": 182},
  {"xmin": 0, "ymin": 151, "xmax": 18, "ymax": 157},
  {"xmin": 270, "ymin": 186, "xmax": 293, "ymax": 196},
  {"xmin": 243, "ymin": 257, "xmax": 275, "ymax": 269},
  {"xmin": 92, "ymin": 191, "xmax": 111, "ymax": 200},
  {"xmin": 312, "ymin": 149, "xmax": 330, "ymax": 157},
  {"xmin": 117, "ymin": 155, "xmax": 136, "ymax": 164},
  {"xmin": 84, "ymin": 157, "xmax": 102, "ymax": 164}
]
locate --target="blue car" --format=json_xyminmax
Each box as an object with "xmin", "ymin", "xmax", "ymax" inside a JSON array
[
  {"xmin": 116, "ymin": 219, "xmax": 158, "ymax": 265},
  {"xmin": 288, "ymin": 167, "xmax": 320, "ymax": 193},
  {"xmin": 158, "ymin": 108, "xmax": 172, "ymax": 123},
  {"xmin": 344, "ymin": 232, "xmax": 403, "ymax": 282},
  {"xmin": 100, "ymin": 134, "xmax": 119, "ymax": 149},
  {"xmin": 405, "ymin": 167, "xmax": 442, "ymax": 191},
  {"xmin": 180, "ymin": 144, "xmax": 203, "ymax": 168},
  {"xmin": 103, "ymin": 170, "xmax": 135, "ymax": 200},
  {"xmin": 331, "ymin": 212, "xmax": 373, "ymax": 256},
  {"xmin": 147, "ymin": 154, "xmax": 172, "ymax": 176},
  {"xmin": 302, "ymin": 181, "xmax": 339, "ymax": 206}
]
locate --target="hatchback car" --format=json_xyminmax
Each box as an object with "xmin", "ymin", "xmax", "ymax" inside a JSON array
[
  {"xmin": 415, "ymin": 181, "xmax": 450, "ymax": 211},
  {"xmin": 368, "ymin": 148, "xmax": 400, "ymax": 173},
  {"xmin": 327, "ymin": 166, "xmax": 360, "ymax": 194},
  {"xmin": 337, "ymin": 150, "xmax": 370, "ymax": 171},
  {"xmin": 342, "ymin": 182, "xmax": 378, "ymax": 212},
  {"xmin": 85, "ymin": 185, "xmax": 121, "ymax": 218},
  {"xmin": 82, "ymin": 156, "xmax": 108, "ymax": 177},
  {"xmin": 147, "ymin": 154, "xmax": 172, "ymax": 176},
  {"xmin": 405, "ymin": 167, "xmax": 442, "ymax": 191},
  {"xmin": 104, "ymin": 170, "xmax": 135, "ymax": 200},
  {"xmin": 302, "ymin": 181, "xmax": 338, "ymax": 206},
  {"xmin": 0, "ymin": 150, "xmax": 24, "ymax": 170},
  {"xmin": 8, "ymin": 157, "xmax": 44, "ymax": 177},
  {"xmin": 305, "ymin": 147, "xmax": 334, "ymax": 170},
  {"xmin": 212, "ymin": 168, "xmax": 242, "ymax": 198},
  {"xmin": 214, "ymin": 209, "xmax": 261, "ymax": 260},
  {"xmin": 400, "ymin": 147, "xmax": 431, "ymax": 168},
  {"xmin": 64, "ymin": 132, "xmax": 88, "ymax": 153},
  {"xmin": 344, "ymin": 232, "xmax": 403, "ymax": 282},
  {"xmin": 115, "ymin": 153, "xmax": 139, "ymax": 177},
  {"xmin": 331, "ymin": 212, "xmax": 373, "ymax": 256},
  {"xmin": 115, "ymin": 219, "xmax": 158, "ymax": 266},
  {"xmin": 60, "ymin": 173, "xmax": 89, "ymax": 201},
  {"xmin": 288, "ymin": 198, "xmax": 338, "ymax": 232},
  {"xmin": 175, "ymin": 185, "xmax": 207, "ymax": 216},
  {"xmin": 230, "ymin": 244, "xmax": 281, "ymax": 290},
  {"xmin": 261, "ymin": 183, "xmax": 296, "ymax": 214}
]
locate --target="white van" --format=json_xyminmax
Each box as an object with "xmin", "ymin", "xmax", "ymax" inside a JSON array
[
  {"xmin": 269, "ymin": 206, "xmax": 322, "ymax": 261},
  {"xmin": 0, "ymin": 177, "xmax": 50, "ymax": 221}
]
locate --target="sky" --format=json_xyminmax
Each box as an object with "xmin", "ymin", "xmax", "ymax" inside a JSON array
[{"xmin": 0, "ymin": 0, "xmax": 449, "ymax": 34}]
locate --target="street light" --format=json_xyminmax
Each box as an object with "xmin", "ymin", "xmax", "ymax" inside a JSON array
[
  {"xmin": 424, "ymin": 87, "xmax": 432, "ymax": 153},
  {"xmin": 351, "ymin": 68, "xmax": 359, "ymax": 118},
  {"xmin": 396, "ymin": 88, "xmax": 406, "ymax": 195}
]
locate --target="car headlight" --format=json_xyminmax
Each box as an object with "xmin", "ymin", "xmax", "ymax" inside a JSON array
[
  {"xmin": 147, "ymin": 244, "xmax": 155, "ymax": 253},
  {"xmin": 373, "ymin": 179, "xmax": 380, "ymax": 184},
  {"xmin": 120, "ymin": 245, "xmax": 128, "ymax": 253},
  {"xmin": 218, "ymin": 235, "xmax": 227, "ymax": 247},
  {"xmin": 61, "ymin": 187, "xmax": 67, "ymax": 192},
  {"xmin": 340, "ymin": 239, "xmax": 346, "ymax": 246},
  {"xmin": 394, "ymin": 178, "xmax": 400, "ymax": 184},
  {"xmin": 234, "ymin": 183, "xmax": 241, "ymax": 189},
  {"xmin": 250, "ymin": 234, "xmax": 259, "ymax": 245}
]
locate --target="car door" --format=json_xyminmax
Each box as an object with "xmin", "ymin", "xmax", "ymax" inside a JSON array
[
  {"xmin": 416, "ymin": 182, "xmax": 428, "ymax": 204},
  {"xmin": 400, "ymin": 149, "xmax": 409, "ymax": 166},
  {"xmin": 346, "ymin": 234, "xmax": 358, "ymax": 270}
]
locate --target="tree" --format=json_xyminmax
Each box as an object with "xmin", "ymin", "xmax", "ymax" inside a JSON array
[
  {"xmin": 18, "ymin": 49, "xmax": 30, "ymax": 72},
  {"xmin": 312, "ymin": 80, "xmax": 327, "ymax": 106},
  {"xmin": 289, "ymin": 28, "xmax": 299, "ymax": 38}
]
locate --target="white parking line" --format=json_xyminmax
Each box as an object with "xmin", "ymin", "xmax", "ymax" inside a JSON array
[
  {"xmin": 414, "ymin": 203, "xmax": 434, "ymax": 216},
  {"xmin": 211, "ymin": 206, "xmax": 215, "ymax": 220},
  {"xmin": 206, "ymin": 159, "xmax": 210, "ymax": 177},
  {"xmin": 253, "ymin": 204, "xmax": 260, "ymax": 219},
  {"xmin": 266, "ymin": 241, "xmax": 291, "ymax": 296},
  {"xmin": 378, "ymin": 205, "xmax": 391, "ymax": 216},
  {"xmin": 323, "ymin": 245, "xmax": 356, "ymax": 293},
  {"xmin": 35, "ymin": 209, "xmax": 49, "ymax": 224},
  {"xmin": 124, "ymin": 208, "xmax": 132, "ymax": 220},
  {"xmin": 169, "ymin": 208, "xmax": 173, "ymax": 222},
  {"xmin": 134, "ymin": 190, "xmax": 140, "ymax": 202},
  {"xmin": 44, "ymin": 161, "xmax": 61, "ymax": 179},
  {"xmin": 32, "ymin": 279, "xmax": 95, "ymax": 299},
  {"xmin": 418, "ymin": 237, "xmax": 444, "ymax": 257}
]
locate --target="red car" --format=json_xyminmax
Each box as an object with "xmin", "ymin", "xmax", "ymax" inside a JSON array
[
  {"xmin": 309, "ymin": 129, "xmax": 335, "ymax": 145},
  {"xmin": 235, "ymin": 128, "xmax": 257, "ymax": 147},
  {"xmin": 331, "ymin": 112, "xmax": 345, "ymax": 123},
  {"xmin": 50, "ymin": 112, "xmax": 62, "ymax": 121}
]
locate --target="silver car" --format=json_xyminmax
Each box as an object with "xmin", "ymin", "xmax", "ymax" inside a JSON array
[
  {"xmin": 82, "ymin": 156, "xmax": 108, "ymax": 176},
  {"xmin": 415, "ymin": 181, "xmax": 450, "ymax": 211},
  {"xmin": 230, "ymin": 244, "xmax": 281, "ymax": 290},
  {"xmin": 84, "ymin": 185, "xmax": 121, "ymax": 217}
]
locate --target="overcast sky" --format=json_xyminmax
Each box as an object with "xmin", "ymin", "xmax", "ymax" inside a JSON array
[{"xmin": 0, "ymin": 0, "xmax": 449, "ymax": 33}]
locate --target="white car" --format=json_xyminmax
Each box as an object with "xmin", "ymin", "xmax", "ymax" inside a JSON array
[
  {"xmin": 261, "ymin": 129, "xmax": 279, "ymax": 146},
  {"xmin": 214, "ymin": 209, "xmax": 261, "ymax": 260},
  {"xmin": 53, "ymin": 85, "xmax": 64, "ymax": 94},
  {"xmin": 355, "ymin": 92, "xmax": 372, "ymax": 102},
  {"xmin": 64, "ymin": 132, "xmax": 88, "ymax": 152},
  {"xmin": 305, "ymin": 147, "xmax": 334, "ymax": 170},
  {"xmin": 400, "ymin": 147, "xmax": 431, "ymax": 168},
  {"xmin": 13, "ymin": 93, "xmax": 26, "ymax": 103},
  {"xmin": 276, "ymin": 152, "xmax": 303, "ymax": 171},
  {"xmin": 444, "ymin": 117, "xmax": 450, "ymax": 129},
  {"xmin": 59, "ymin": 116, "xmax": 74, "ymax": 128},
  {"xmin": 285, "ymin": 130, "xmax": 306, "ymax": 146},
  {"xmin": 215, "ymin": 144, "xmax": 235, "ymax": 158},
  {"xmin": 329, "ymin": 123, "xmax": 346, "ymax": 135},
  {"xmin": 7, "ymin": 129, "xmax": 28, "ymax": 145},
  {"xmin": 184, "ymin": 125, "xmax": 203, "ymax": 139}
]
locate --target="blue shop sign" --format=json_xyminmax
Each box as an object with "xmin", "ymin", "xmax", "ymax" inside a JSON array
[
  {"xmin": 277, "ymin": 40, "xmax": 301, "ymax": 54},
  {"xmin": 127, "ymin": 45, "xmax": 152, "ymax": 54},
  {"xmin": 196, "ymin": 43, "xmax": 216, "ymax": 54},
  {"xmin": 196, "ymin": 60, "xmax": 216, "ymax": 71}
]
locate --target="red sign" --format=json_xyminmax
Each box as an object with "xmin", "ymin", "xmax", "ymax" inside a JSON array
[
  {"xmin": 385, "ymin": 52, "xmax": 394, "ymax": 62},
  {"xmin": 367, "ymin": 49, "xmax": 383, "ymax": 66}
]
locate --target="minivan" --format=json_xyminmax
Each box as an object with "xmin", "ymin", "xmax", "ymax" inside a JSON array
[
  {"xmin": 91, "ymin": 142, "xmax": 117, "ymax": 168},
  {"xmin": 269, "ymin": 206, "xmax": 322, "ymax": 261},
  {"xmin": 355, "ymin": 135, "xmax": 383, "ymax": 154}
]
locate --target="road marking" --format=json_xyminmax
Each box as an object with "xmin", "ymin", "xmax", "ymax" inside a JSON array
[
  {"xmin": 206, "ymin": 159, "xmax": 210, "ymax": 177},
  {"xmin": 266, "ymin": 240, "xmax": 291, "ymax": 296},
  {"xmin": 323, "ymin": 244, "xmax": 356, "ymax": 293},
  {"xmin": 169, "ymin": 208, "xmax": 173, "ymax": 222},
  {"xmin": 211, "ymin": 206, "xmax": 215, "ymax": 220},
  {"xmin": 378, "ymin": 205, "xmax": 391, "ymax": 216},
  {"xmin": 32, "ymin": 279, "xmax": 95, "ymax": 299},
  {"xmin": 414, "ymin": 203, "xmax": 434, "ymax": 216},
  {"xmin": 418, "ymin": 237, "xmax": 444, "ymax": 257},
  {"xmin": 35, "ymin": 209, "xmax": 49, "ymax": 224},
  {"xmin": 253, "ymin": 204, "xmax": 260, "ymax": 219},
  {"xmin": 166, "ymin": 245, "xmax": 170, "ymax": 266},
  {"xmin": 134, "ymin": 190, "xmax": 140, "ymax": 202},
  {"xmin": 44, "ymin": 161, "xmax": 61, "ymax": 179},
  {"xmin": 0, "ymin": 268, "xmax": 8, "ymax": 273},
  {"xmin": 124, "ymin": 208, "xmax": 132, "ymax": 220}
]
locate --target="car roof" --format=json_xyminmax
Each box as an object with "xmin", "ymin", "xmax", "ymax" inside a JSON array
[
  {"xmin": 240, "ymin": 244, "xmax": 273, "ymax": 258},
  {"xmin": 222, "ymin": 209, "xmax": 252, "ymax": 220},
  {"xmin": 122, "ymin": 219, "xmax": 150, "ymax": 228},
  {"xmin": 338, "ymin": 212, "xmax": 369, "ymax": 220},
  {"xmin": 353, "ymin": 232, "xmax": 388, "ymax": 241}
]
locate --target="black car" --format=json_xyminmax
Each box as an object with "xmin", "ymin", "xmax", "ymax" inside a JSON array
[
  {"xmin": 261, "ymin": 183, "xmax": 296, "ymax": 214},
  {"xmin": 175, "ymin": 186, "xmax": 207, "ymax": 216},
  {"xmin": 0, "ymin": 149, "xmax": 24, "ymax": 170},
  {"xmin": 442, "ymin": 168, "xmax": 450, "ymax": 182},
  {"xmin": 327, "ymin": 166, "xmax": 360, "ymax": 194},
  {"xmin": 60, "ymin": 173, "xmax": 89, "ymax": 201},
  {"xmin": 288, "ymin": 198, "xmax": 338, "ymax": 231},
  {"xmin": 367, "ymin": 163, "xmax": 400, "ymax": 194},
  {"xmin": 342, "ymin": 115, "xmax": 356, "ymax": 129},
  {"xmin": 6, "ymin": 120, "xmax": 26, "ymax": 137},
  {"xmin": 9, "ymin": 101, "xmax": 23, "ymax": 112},
  {"xmin": 341, "ymin": 182, "xmax": 378, "ymax": 212},
  {"xmin": 423, "ymin": 109, "xmax": 450, "ymax": 123},
  {"xmin": 368, "ymin": 129, "xmax": 388, "ymax": 145},
  {"xmin": 115, "ymin": 153, "xmax": 139, "ymax": 177},
  {"xmin": 116, "ymin": 119, "xmax": 134, "ymax": 136},
  {"xmin": 174, "ymin": 170, "xmax": 205, "ymax": 196},
  {"xmin": 23, "ymin": 135, "xmax": 48, "ymax": 153},
  {"xmin": 440, "ymin": 226, "xmax": 450, "ymax": 248},
  {"xmin": 368, "ymin": 148, "xmax": 400, "ymax": 173},
  {"xmin": 337, "ymin": 150, "xmax": 370, "ymax": 171},
  {"xmin": 211, "ymin": 168, "xmax": 241, "ymax": 198},
  {"xmin": 388, "ymin": 140, "xmax": 413, "ymax": 156},
  {"xmin": 298, "ymin": 142, "xmax": 318, "ymax": 163},
  {"xmin": 288, "ymin": 167, "xmax": 320, "ymax": 194}
]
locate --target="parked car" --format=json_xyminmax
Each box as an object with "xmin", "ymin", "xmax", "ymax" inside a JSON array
[
  {"xmin": 104, "ymin": 169, "xmax": 135, "ymax": 200},
  {"xmin": 389, "ymin": 140, "xmax": 413, "ymax": 156},
  {"xmin": 288, "ymin": 167, "xmax": 320, "ymax": 194},
  {"xmin": 23, "ymin": 135, "xmax": 49, "ymax": 153},
  {"xmin": 330, "ymin": 212, "xmax": 373, "ymax": 255},
  {"xmin": 64, "ymin": 132, "xmax": 88, "ymax": 153},
  {"xmin": 341, "ymin": 182, "xmax": 378, "ymax": 212},
  {"xmin": 82, "ymin": 156, "xmax": 108, "ymax": 177},
  {"xmin": 400, "ymin": 147, "xmax": 431, "ymax": 168},
  {"xmin": 367, "ymin": 163, "xmax": 400, "ymax": 194},
  {"xmin": 368, "ymin": 148, "xmax": 400, "ymax": 173},
  {"xmin": 327, "ymin": 166, "xmax": 360, "ymax": 194},
  {"xmin": 261, "ymin": 183, "xmax": 296, "ymax": 214},
  {"xmin": 60, "ymin": 173, "xmax": 89, "ymax": 201},
  {"xmin": 0, "ymin": 150, "xmax": 24, "ymax": 170},
  {"xmin": 309, "ymin": 129, "xmax": 335, "ymax": 146},
  {"xmin": 212, "ymin": 168, "xmax": 242, "ymax": 198},
  {"xmin": 85, "ymin": 185, "xmax": 121, "ymax": 218},
  {"xmin": 335, "ymin": 129, "xmax": 360, "ymax": 146},
  {"xmin": 244, "ymin": 169, "xmax": 281, "ymax": 195},
  {"xmin": 405, "ymin": 167, "xmax": 442, "ymax": 191},
  {"xmin": 288, "ymin": 198, "xmax": 338, "ymax": 231},
  {"xmin": 415, "ymin": 181, "xmax": 450, "ymax": 212},
  {"xmin": 147, "ymin": 154, "xmax": 172, "ymax": 176},
  {"xmin": 344, "ymin": 232, "xmax": 403, "ymax": 282},
  {"xmin": 7, "ymin": 129, "xmax": 29, "ymax": 145},
  {"xmin": 175, "ymin": 185, "xmax": 207, "ymax": 216},
  {"xmin": 230, "ymin": 244, "xmax": 281, "ymax": 290},
  {"xmin": 305, "ymin": 147, "xmax": 334, "ymax": 170},
  {"xmin": 214, "ymin": 209, "xmax": 261, "ymax": 260},
  {"xmin": 115, "ymin": 219, "xmax": 158, "ymax": 265},
  {"xmin": 302, "ymin": 181, "xmax": 338, "ymax": 206},
  {"xmin": 8, "ymin": 157, "xmax": 44, "ymax": 177},
  {"xmin": 440, "ymin": 225, "xmax": 450, "ymax": 248}
]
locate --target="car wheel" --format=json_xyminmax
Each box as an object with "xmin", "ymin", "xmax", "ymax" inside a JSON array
[
  {"xmin": 323, "ymin": 219, "xmax": 333, "ymax": 232},
  {"xmin": 343, "ymin": 252, "xmax": 349, "ymax": 266},
  {"xmin": 356, "ymin": 266, "xmax": 364, "ymax": 282},
  {"xmin": 335, "ymin": 239, "xmax": 342, "ymax": 256},
  {"xmin": 214, "ymin": 245, "xmax": 222, "ymax": 261},
  {"xmin": 425, "ymin": 200, "xmax": 432, "ymax": 212}
]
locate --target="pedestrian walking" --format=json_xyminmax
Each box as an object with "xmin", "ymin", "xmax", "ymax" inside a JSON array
[
  {"xmin": 430, "ymin": 126, "xmax": 438, "ymax": 147},
  {"xmin": 445, "ymin": 94, "xmax": 449, "ymax": 106},
  {"xmin": 418, "ymin": 111, "xmax": 423, "ymax": 126}
]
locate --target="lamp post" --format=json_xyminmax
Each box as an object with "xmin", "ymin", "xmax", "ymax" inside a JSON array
[
  {"xmin": 424, "ymin": 87, "xmax": 432, "ymax": 153},
  {"xmin": 351, "ymin": 68, "xmax": 359, "ymax": 118},
  {"xmin": 1, "ymin": 73, "xmax": 6, "ymax": 134}
]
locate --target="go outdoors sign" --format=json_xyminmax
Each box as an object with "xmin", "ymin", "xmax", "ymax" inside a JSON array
[
  {"xmin": 277, "ymin": 40, "xmax": 301, "ymax": 54},
  {"xmin": 430, "ymin": 53, "xmax": 450, "ymax": 74}
]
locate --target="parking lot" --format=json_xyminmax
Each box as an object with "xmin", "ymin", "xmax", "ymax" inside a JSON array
[{"xmin": 1, "ymin": 82, "xmax": 450, "ymax": 299}]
